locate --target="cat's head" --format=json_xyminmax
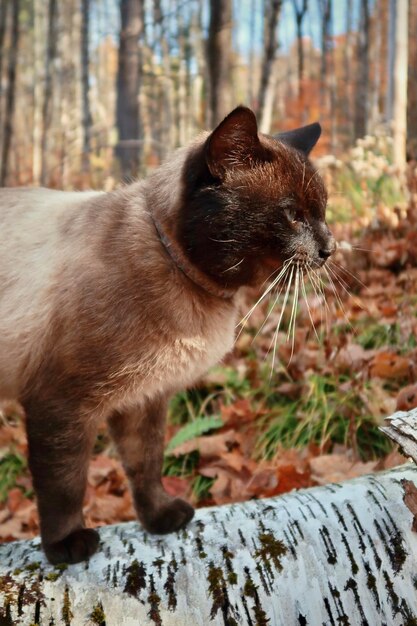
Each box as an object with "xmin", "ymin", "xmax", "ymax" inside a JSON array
[{"xmin": 177, "ymin": 106, "xmax": 335, "ymax": 290}]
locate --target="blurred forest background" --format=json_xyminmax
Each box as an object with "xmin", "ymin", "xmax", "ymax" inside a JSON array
[
  {"xmin": 2, "ymin": 0, "xmax": 417, "ymax": 540},
  {"xmin": 0, "ymin": 0, "xmax": 415, "ymax": 186}
]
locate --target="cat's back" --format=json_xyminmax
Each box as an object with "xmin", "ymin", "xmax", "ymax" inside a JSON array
[{"xmin": 0, "ymin": 187, "xmax": 105, "ymax": 397}]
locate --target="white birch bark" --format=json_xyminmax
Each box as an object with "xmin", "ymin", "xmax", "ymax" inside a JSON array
[
  {"xmin": 1, "ymin": 464, "xmax": 417, "ymax": 625},
  {"xmin": 381, "ymin": 407, "xmax": 417, "ymax": 462}
]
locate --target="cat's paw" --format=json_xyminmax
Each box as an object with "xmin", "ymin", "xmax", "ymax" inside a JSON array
[
  {"xmin": 142, "ymin": 498, "xmax": 195, "ymax": 534},
  {"xmin": 43, "ymin": 528, "xmax": 100, "ymax": 565}
]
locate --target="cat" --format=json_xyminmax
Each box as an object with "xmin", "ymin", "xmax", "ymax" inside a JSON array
[{"xmin": 0, "ymin": 106, "xmax": 335, "ymax": 564}]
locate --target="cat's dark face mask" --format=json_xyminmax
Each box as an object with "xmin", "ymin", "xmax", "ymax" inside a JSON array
[{"xmin": 178, "ymin": 106, "xmax": 336, "ymax": 290}]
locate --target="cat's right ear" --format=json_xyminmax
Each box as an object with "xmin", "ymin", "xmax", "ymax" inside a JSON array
[{"xmin": 205, "ymin": 106, "xmax": 268, "ymax": 179}]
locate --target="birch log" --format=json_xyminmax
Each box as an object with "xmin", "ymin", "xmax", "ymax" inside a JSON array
[
  {"xmin": 1, "ymin": 465, "xmax": 417, "ymax": 625},
  {"xmin": 380, "ymin": 407, "xmax": 417, "ymax": 462}
]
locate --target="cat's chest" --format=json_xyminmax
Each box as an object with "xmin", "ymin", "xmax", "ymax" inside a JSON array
[
  {"xmin": 156, "ymin": 311, "xmax": 236, "ymax": 387},
  {"xmin": 111, "ymin": 304, "xmax": 238, "ymax": 408}
]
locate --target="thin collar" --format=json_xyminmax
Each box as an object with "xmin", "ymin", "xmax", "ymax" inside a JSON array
[{"xmin": 150, "ymin": 213, "xmax": 236, "ymax": 300}]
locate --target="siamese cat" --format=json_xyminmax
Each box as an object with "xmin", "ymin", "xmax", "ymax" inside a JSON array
[{"xmin": 0, "ymin": 106, "xmax": 335, "ymax": 564}]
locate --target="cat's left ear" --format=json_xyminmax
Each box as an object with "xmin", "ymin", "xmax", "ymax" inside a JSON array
[
  {"xmin": 274, "ymin": 122, "xmax": 321, "ymax": 156},
  {"xmin": 205, "ymin": 106, "xmax": 270, "ymax": 179}
]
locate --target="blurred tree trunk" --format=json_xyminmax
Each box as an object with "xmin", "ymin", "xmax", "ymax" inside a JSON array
[
  {"xmin": 258, "ymin": 0, "xmax": 282, "ymax": 133},
  {"xmin": 115, "ymin": 0, "xmax": 144, "ymax": 180},
  {"xmin": 0, "ymin": 0, "xmax": 8, "ymax": 105},
  {"xmin": 190, "ymin": 1, "xmax": 205, "ymax": 137},
  {"xmin": 154, "ymin": 0, "xmax": 175, "ymax": 159},
  {"xmin": 0, "ymin": 0, "xmax": 9, "ymax": 144},
  {"xmin": 343, "ymin": 0, "xmax": 353, "ymax": 143},
  {"xmin": 393, "ymin": 0, "xmax": 408, "ymax": 172},
  {"xmin": 0, "ymin": 0, "xmax": 19, "ymax": 186},
  {"xmin": 318, "ymin": 0, "xmax": 331, "ymax": 108},
  {"xmin": 385, "ymin": 0, "xmax": 396, "ymax": 123},
  {"xmin": 81, "ymin": 0, "xmax": 92, "ymax": 174},
  {"xmin": 40, "ymin": 0, "xmax": 58, "ymax": 185},
  {"xmin": 407, "ymin": 0, "xmax": 417, "ymax": 159},
  {"xmin": 369, "ymin": 0, "xmax": 382, "ymax": 133},
  {"xmin": 291, "ymin": 0, "xmax": 308, "ymax": 102},
  {"xmin": 353, "ymin": 0, "xmax": 370, "ymax": 139},
  {"xmin": 207, "ymin": 0, "xmax": 232, "ymax": 127},
  {"xmin": 32, "ymin": 0, "xmax": 45, "ymax": 185},
  {"xmin": 177, "ymin": 9, "xmax": 187, "ymax": 146}
]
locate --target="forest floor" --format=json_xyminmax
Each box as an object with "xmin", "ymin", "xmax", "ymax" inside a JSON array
[{"xmin": 1, "ymin": 197, "xmax": 417, "ymax": 542}]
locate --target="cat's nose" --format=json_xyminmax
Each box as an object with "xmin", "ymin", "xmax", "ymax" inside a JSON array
[
  {"xmin": 318, "ymin": 248, "xmax": 332, "ymax": 259},
  {"xmin": 319, "ymin": 237, "xmax": 336, "ymax": 259}
]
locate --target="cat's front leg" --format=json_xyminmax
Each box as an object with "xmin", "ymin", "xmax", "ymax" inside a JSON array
[
  {"xmin": 108, "ymin": 395, "xmax": 194, "ymax": 534},
  {"xmin": 23, "ymin": 395, "xmax": 99, "ymax": 564}
]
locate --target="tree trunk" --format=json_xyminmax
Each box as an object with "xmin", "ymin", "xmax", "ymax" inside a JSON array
[
  {"xmin": 385, "ymin": 0, "xmax": 396, "ymax": 124},
  {"xmin": 0, "ymin": 0, "xmax": 9, "ymax": 139},
  {"xmin": 258, "ymin": 0, "xmax": 282, "ymax": 133},
  {"xmin": 381, "ymin": 408, "xmax": 417, "ymax": 460},
  {"xmin": 353, "ymin": 0, "xmax": 370, "ymax": 139},
  {"xmin": 0, "ymin": 0, "xmax": 19, "ymax": 187},
  {"xmin": 392, "ymin": 0, "xmax": 408, "ymax": 172},
  {"xmin": 115, "ymin": 0, "xmax": 143, "ymax": 180},
  {"xmin": 207, "ymin": 0, "xmax": 232, "ymax": 127},
  {"xmin": 81, "ymin": 0, "xmax": 92, "ymax": 174},
  {"xmin": 32, "ymin": 0, "xmax": 45, "ymax": 185},
  {"xmin": 318, "ymin": 0, "xmax": 331, "ymax": 108},
  {"xmin": 292, "ymin": 0, "xmax": 308, "ymax": 103},
  {"xmin": 368, "ymin": 0, "xmax": 382, "ymax": 134},
  {"xmin": 344, "ymin": 0, "xmax": 354, "ymax": 143},
  {"xmin": 2, "ymin": 464, "xmax": 417, "ymax": 624},
  {"xmin": 40, "ymin": 0, "xmax": 58, "ymax": 186},
  {"xmin": 407, "ymin": 0, "xmax": 417, "ymax": 159}
]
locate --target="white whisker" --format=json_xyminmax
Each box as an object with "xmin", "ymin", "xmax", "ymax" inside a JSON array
[
  {"xmin": 222, "ymin": 257, "xmax": 245, "ymax": 273},
  {"xmin": 322, "ymin": 265, "xmax": 354, "ymax": 331},
  {"xmin": 301, "ymin": 269, "xmax": 319, "ymax": 341},
  {"xmin": 288, "ymin": 264, "xmax": 300, "ymax": 362},
  {"xmin": 269, "ymin": 265, "xmax": 294, "ymax": 378},
  {"xmin": 251, "ymin": 265, "xmax": 291, "ymax": 343},
  {"xmin": 326, "ymin": 263, "xmax": 368, "ymax": 313},
  {"xmin": 329, "ymin": 260, "xmax": 370, "ymax": 292}
]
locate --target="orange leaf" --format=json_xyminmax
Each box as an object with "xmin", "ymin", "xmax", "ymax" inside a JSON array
[{"xmin": 369, "ymin": 351, "xmax": 411, "ymax": 379}]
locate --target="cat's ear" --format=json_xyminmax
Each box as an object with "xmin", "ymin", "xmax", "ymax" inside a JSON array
[
  {"xmin": 274, "ymin": 122, "xmax": 321, "ymax": 156},
  {"xmin": 205, "ymin": 106, "xmax": 268, "ymax": 178}
]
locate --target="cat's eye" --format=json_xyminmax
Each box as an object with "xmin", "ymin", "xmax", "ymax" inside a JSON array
[{"xmin": 284, "ymin": 207, "xmax": 301, "ymax": 224}]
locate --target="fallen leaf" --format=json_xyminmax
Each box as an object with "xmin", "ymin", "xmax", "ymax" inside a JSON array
[
  {"xmin": 169, "ymin": 430, "xmax": 241, "ymax": 458},
  {"xmin": 370, "ymin": 351, "xmax": 411, "ymax": 379},
  {"xmin": 161, "ymin": 476, "xmax": 190, "ymax": 498},
  {"xmin": 310, "ymin": 454, "xmax": 377, "ymax": 485},
  {"xmin": 397, "ymin": 383, "xmax": 417, "ymax": 411}
]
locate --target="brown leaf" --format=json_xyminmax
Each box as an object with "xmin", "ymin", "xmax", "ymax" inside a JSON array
[
  {"xmin": 169, "ymin": 430, "xmax": 241, "ymax": 458},
  {"xmin": 161, "ymin": 476, "xmax": 190, "ymax": 498},
  {"xmin": 84, "ymin": 491, "xmax": 135, "ymax": 524},
  {"xmin": 245, "ymin": 467, "xmax": 278, "ymax": 496},
  {"xmin": 397, "ymin": 383, "xmax": 417, "ymax": 411},
  {"xmin": 335, "ymin": 343, "xmax": 373, "ymax": 372},
  {"xmin": 7, "ymin": 488, "xmax": 25, "ymax": 513},
  {"xmin": 375, "ymin": 449, "xmax": 408, "ymax": 470},
  {"xmin": 369, "ymin": 351, "xmax": 411, "ymax": 380},
  {"xmin": 221, "ymin": 399, "xmax": 258, "ymax": 426},
  {"xmin": 402, "ymin": 479, "xmax": 417, "ymax": 532},
  {"xmin": 310, "ymin": 454, "xmax": 377, "ymax": 485}
]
